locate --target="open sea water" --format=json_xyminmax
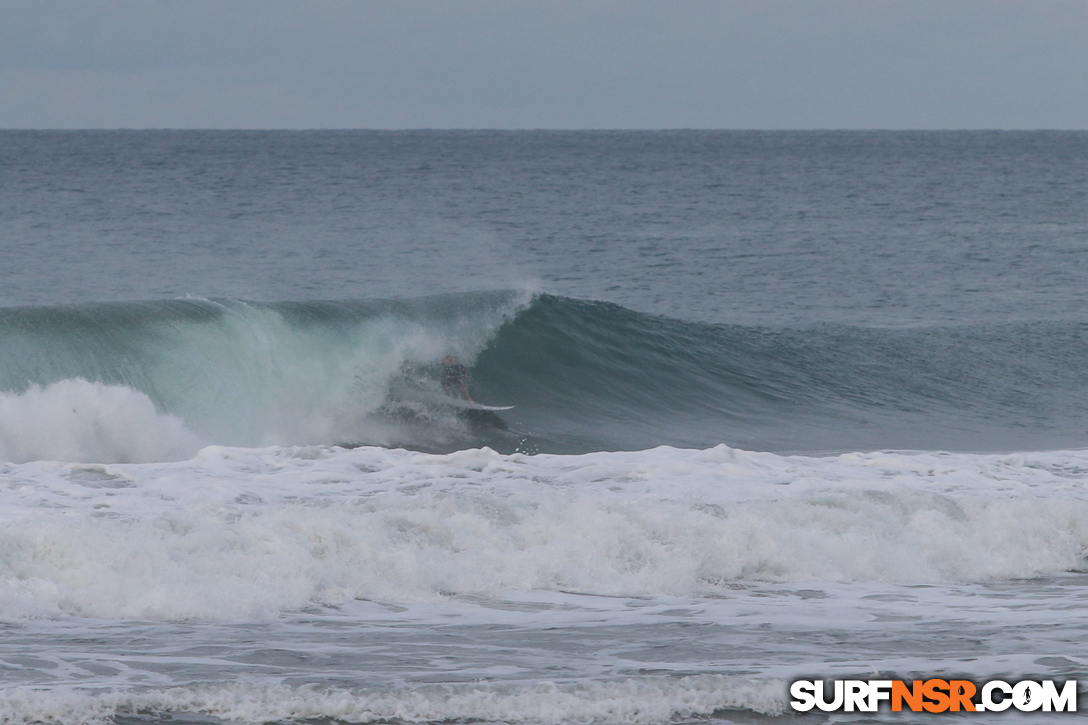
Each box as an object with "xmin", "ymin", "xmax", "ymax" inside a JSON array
[{"xmin": 1, "ymin": 130, "xmax": 1088, "ymax": 723}]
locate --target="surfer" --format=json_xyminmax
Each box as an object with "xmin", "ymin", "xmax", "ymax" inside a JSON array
[{"xmin": 441, "ymin": 355, "xmax": 473, "ymax": 402}]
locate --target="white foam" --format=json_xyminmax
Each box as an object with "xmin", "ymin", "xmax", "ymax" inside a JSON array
[
  {"xmin": 0, "ymin": 676, "xmax": 788, "ymax": 725},
  {"xmin": 2, "ymin": 444, "xmax": 1088, "ymax": 620},
  {"xmin": 0, "ymin": 379, "xmax": 201, "ymax": 464}
]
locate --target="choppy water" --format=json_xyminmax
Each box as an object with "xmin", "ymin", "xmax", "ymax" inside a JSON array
[{"xmin": 1, "ymin": 131, "xmax": 1087, "ymax": 724}]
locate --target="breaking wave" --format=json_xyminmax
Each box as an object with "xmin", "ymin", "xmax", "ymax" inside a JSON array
[{"xmin": 2, "ymin": 291, "xmax": 1088, "ymax": 462}]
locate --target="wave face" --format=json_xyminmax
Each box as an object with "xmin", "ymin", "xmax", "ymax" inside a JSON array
[
  {"xmin": 478, "ymin": 295, "xmax": 1088, "ymax": 453},
  {"xmin": 2, "ymin": 292, "xmax": 1088, "ymax": 462}
]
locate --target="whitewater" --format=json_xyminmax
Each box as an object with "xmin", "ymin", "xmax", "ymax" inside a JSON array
[
  {"xmin": 5, "ymin": 442, "xmax": 1088, "ymax": 723},
  {"xmin": 2, "ymin": 130, "xmax": 1088, "ymax": 724}
]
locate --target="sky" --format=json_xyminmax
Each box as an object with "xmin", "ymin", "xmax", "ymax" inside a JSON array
[{"xmin": 1, "ymin": 0, "xmax": 1086, "ymax": 130}]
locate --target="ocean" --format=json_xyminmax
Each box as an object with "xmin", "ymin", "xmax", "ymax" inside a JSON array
[{"xmin": 1, "ymin": 130, "xmax": 1087, "ymax": 723}]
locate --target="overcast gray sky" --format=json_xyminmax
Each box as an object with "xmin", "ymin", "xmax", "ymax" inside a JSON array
[{"xmin": 1, "ymin": 0, "xmax": 1086, "ymax": 129}]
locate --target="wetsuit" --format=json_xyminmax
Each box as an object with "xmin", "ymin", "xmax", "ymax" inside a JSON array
[{"xmin": 441, "ymin": 362, "xmax": 469, "ymax": 396}]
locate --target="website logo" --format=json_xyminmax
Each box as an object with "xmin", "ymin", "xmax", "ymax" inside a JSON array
[{"xmin": 790, "ymin": 679, "xmax": 1077, "ymax": 713}]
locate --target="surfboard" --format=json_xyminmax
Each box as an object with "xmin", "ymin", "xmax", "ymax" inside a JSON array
[
  {"xmin": 443, "ymin": 396, "xmax": 514, "ymax": 411},
  {"xmin": 461, "ymin": 402, "xmax": 514, "ymax": 411}
]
